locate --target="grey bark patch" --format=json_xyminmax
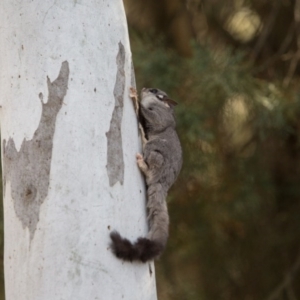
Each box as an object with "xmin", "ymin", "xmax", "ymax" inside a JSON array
[
  {"xmin": 106, "ymin": 42, "xmax": 125, "ymax": 186},
  {"xmin": 3, "ymin": 61, "xmax": 69, "ymax": 240}
]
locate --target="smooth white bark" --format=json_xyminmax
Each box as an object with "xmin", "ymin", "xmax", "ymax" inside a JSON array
[{"xmin": 0, "ymin": 1, "xmax": 157, "ymax": 299}]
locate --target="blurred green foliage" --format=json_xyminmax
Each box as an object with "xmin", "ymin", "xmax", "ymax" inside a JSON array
[{"xmin": 129, "ymin": 6, "xmax": 300, "ymax": 297}]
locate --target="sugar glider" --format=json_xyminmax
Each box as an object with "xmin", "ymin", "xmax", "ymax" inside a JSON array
[{"xmin": 110, "ymin": 87, "xmax": 182, "ymax": 262}]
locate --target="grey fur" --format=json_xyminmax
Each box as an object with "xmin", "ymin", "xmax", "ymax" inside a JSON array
[{"xmin": 110, "ymin": 88, "xmax": 182, "ymax": 262}]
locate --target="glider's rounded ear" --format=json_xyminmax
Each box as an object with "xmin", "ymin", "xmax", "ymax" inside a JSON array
[{"xmin": 164, "ymin": 98, "xmax": 178, "ymax": 107}]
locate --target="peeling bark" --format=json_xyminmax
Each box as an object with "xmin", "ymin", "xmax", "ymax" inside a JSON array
[
  {"xmin": 106, "ymin": 42, "xmax": 125, "ymax": 186},
  {"xmin": 3, "ymin": 61, "xmax": 69, "ymax": 240}
]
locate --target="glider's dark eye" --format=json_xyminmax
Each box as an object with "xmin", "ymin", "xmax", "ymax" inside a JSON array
[{"xmin": 149, "ymin": 88, "xmax": 158, "ymax": 94}]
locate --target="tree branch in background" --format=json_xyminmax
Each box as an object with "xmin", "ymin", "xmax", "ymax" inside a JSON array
[
  {"xmin": 186, "ymin": 0, "xmax": 208, "ymax": 43},
  {"xmin": 251, "ymin": 0, "xmax": 280, "ymax": 62},
  {"xmin": 163, "ymin": 0, "xmax": 194, "ymax": 57},
  {"xmin": 284, "ymin": 0, "xmax": 300, "ymax": 87},
  {"xmin": 286, "ymin": 281, "xmax": 297, "ymax": 300},
  {"xmin": 266, "ymin": 250, "xmax": 300, "ymax": 300},
  {"xmin": 254, "ymin": 22, "xmax": 295, "ymax": 73}
]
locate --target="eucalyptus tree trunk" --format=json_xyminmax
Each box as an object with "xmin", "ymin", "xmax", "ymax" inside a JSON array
[{"xmin": 0, "ymin": 1, "xmax": 157, "ymax": 299}]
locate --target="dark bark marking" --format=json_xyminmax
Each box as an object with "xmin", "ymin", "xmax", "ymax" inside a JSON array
[
  {"xmin": 106, "ymin": 42, "xmax": 125, "ymax": 186},
  {"xmin": 3, "ymin": 61, "xmax": 69, "ymax": 240},
  {"xmin": 149, "ymin": 263, "xmax": 153, "ymax": 277}
]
